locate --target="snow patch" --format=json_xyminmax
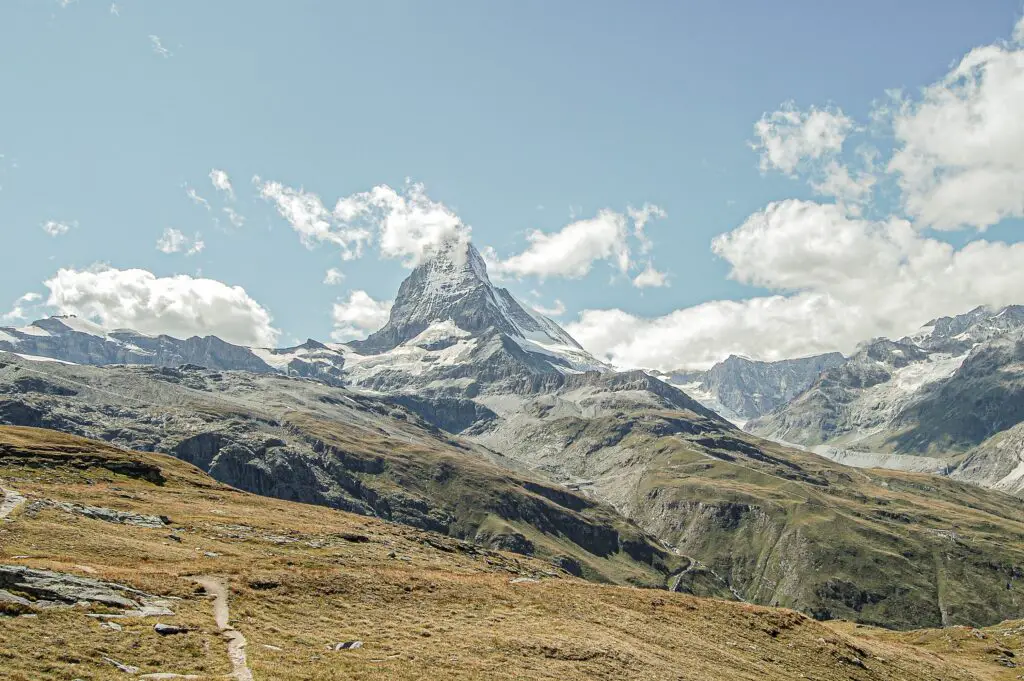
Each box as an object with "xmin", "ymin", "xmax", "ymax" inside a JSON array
[
  {"xmin": 54, "ymin": 316, "xmax": 109, "ymax": 338},
  {"xmin": 15, "ymin": 325, "xmax": 50, "ymax": 337},
  {"xmin": 810, "ymin": 445, "xmax": 951, "ymax": 474},
  {"xmin": 670, "ymin": 380, "xmax": 747, "ymax": 427},
  {"xmin": 9, "ymin": 353, "xmax": 78, "ymax": 365},
  {"xmin": 407, "ymin": 320, "xmax": 470, "ymax": 346}
]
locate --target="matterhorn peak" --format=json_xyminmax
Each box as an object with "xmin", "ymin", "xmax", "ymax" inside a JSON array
[{"xmin": 348, "ymin": 239, "xmax": 601, "ymax": 375}]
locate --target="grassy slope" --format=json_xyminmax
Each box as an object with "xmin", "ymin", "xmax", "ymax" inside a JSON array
[
  {"xmin": 1, "ymin": 426, "xmax": 1017, "ymax": 681},
  {"xmin": 0, "ymin": 358, "xmax": 685, "ymax": 589},
  {"xmin": 507, "ymin": 409, "xmax": 1024, "ymax": 629}
]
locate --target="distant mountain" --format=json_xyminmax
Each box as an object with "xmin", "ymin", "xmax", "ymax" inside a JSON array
[
  {"xmin": 749, "ymin": 306, "xmax": 1024, "ymax": 496},
  {"xmin": 653, "ymin": 353, "xmax": 845, "ymax": 425},
  {"xmin": 0, "ymin": 315, "xmax": 353, "ymax": 386}
]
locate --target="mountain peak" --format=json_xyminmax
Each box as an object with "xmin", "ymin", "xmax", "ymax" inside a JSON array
[{"xmin": 349, "ymin": 240, "xmax": 603, "ymax": 373}]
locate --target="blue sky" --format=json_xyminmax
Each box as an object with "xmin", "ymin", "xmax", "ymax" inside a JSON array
[{"xmin": 3, "ymin": 1, "xmax": 1024, "ymax": 368}]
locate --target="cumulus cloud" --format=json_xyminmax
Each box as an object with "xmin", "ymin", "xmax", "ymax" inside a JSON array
[
  {"xmin": 156, "ymin": 228, "xmax": 204, "ymax": 256},
  {"xmin": 333, "ymin": 182, "xmax": 471, "ymax": 266},
  {"xmin": 563, "ymin": 16, "xmax": 1024, "ymax": 370},
  {"xmin": 260, "ymin": 179, "xmax": 470, "ymax": 267},
  {"xmin": 259, "ymin": 181, "xmax": 370, "ymax": 261},
  {"xmin": 323, "ymin": 268, "xmax": 345, "ymax": 285},
  {"xmin": 530, "ymin": 299, "xmax": 566, "ymax": 317},
  {"xmin": 886, "ymin": 26, "xmax": 1024, "ymax": 229},
  {"xmin": 331, "ymin": 290, "xmax": 393, "ymax": 342},
  {"xmin": 41, "ymin": 220, "xmax": 72, "ymax": 237},
  {"xmin": 627, "ymin": 203, "xmax": 667, "ymax": 253},
  {"xmin": 631, "ymin": 263, "xmax": 669, "ymax": 289},
  {"xmin": 487, "ymin": 209, "xmax": 631, "ymax": 280},
  {"xmin": 209, "ymin": 169, "xmax": 234, "ymax": 199},
  {"xmin": 43, "ymin": 267, "xmax": 278, "ymax": 346},
  {"xmin": 752, "ymin": 103, "xmax": 854, "ymax": 175},
  {"xmin": 2, "ymin": 292, "xmax": 42, "ymax": 323},
  {"xmin": 811, "ymin": 160, "xmax": 876, "ymax": 206},
  {"xmin": 486, "ymin": 205, "xmax": 668, "ymax": 282},
  {"xmin": 569, "ymin": 199, "xmax": 1024, "ymax": 369}
]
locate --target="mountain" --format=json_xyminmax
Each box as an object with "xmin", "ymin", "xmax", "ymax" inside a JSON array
[
  {"xmin": 340, "ymin": 242, "xmax": 609, "ymax": 395},
  {"xmin": 749, "ymin": 306, "xmax": 1024, "ymax": 496},
  {"xmin": 4, "ymin": 425, "xmax": 1014, "ymax": 681},
  {"xmin": 653, "ymin": 353, "xmax": 845, "ymax": 425},
  {"xmin": 0, "ymin": 315, "xmax": 350, "ymax": 386},
  {"xmin": 5, "ymin": 254, "xmax": 1024, "ymax": 629}
]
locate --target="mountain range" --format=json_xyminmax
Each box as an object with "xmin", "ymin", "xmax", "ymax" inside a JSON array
[
  {"xmin": 2, "ymin": 243, "xmax": 1024, "ymax": 632},
  {"xmin": 749, "ymin": 305, "xmax": 1024, "ymax": 496}
]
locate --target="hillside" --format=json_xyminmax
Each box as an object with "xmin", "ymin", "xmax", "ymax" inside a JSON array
[
  {"xmin": 0, "ymin": 355, "xmax": 683, "ymax": 589},
  {"xmin": 2, "ymin": 426, "xmax": 1020, "ymax": 681}
]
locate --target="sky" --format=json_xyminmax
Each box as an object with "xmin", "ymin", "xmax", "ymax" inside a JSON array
[{"xmin": 3, "ymin": 1, "xmax": 1024, "ymax": 369}]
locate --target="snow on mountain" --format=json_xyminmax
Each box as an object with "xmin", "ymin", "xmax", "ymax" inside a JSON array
[
  {"xmin": 653, "ymin": 352, "xmax": 845, "ymax": 425},
  {"xmin": 342, "ymin": 242, "xmax": 609, "ymax": 393},
  {"xmin": 748, "ymin": 305, "xmax": 1024, "ymax": 496}
]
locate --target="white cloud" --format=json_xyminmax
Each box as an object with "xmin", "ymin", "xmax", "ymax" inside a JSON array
[
  {"xmin": 43, "ymin": 267, "xmax": 278, "ymax": 346},
  {"xmin": 487, "ymin": 205, "xmax": 667, "ymax": 282},
  {"xmin": 109, "ymin": 2, "xmax": 119, "ymax": 15},
  {"xmin": 259, "ymin": 181, "xmax": 370, "ymax": 261},
  {"xmin": 752, "ymin": 103, "xmax": 854, "ymax": 175},
  {"xmin": 223, "ymin": 206, "xmax": 245, "ymax": 228},
  {"xmin": 569, "ymin": 199, "xmax": 1024, "ymax": 370},
  {"xmin": 631, "ymin": 263, "xmax": 669, "ymax": 289},
  {"xmin": 41, "ymin": 220, "xmax": 73, "ymax": 237},
  {"xmin": 530, "ymin": 299, "xmax": 566, "ymax": 317},
  {"xmin": 331, "ymin": 290, "xmax": 392, "ymax": 341},
  {"xmin": 887, "ymin": 27, "xmax": 1024, "ymax": 230},
  {"xmin": 323, "ymin": 268, "xmax": 345, "ymax": 285},
  {"xmin": 149, "ymin": 35, "xmax": 171, "ymax": 58},
  {"xmin": 156, "ymin": 228, "xmax": 204, "ymax": 256},
  {"xmin": 627, "ymin": 203, "xmax": 666, "ymax": 253},
  {"xmin": 811, "ymin": 160, "xmax": 876, "ymax": 206},
  {"xmin": 186, "ymin": 186, "xmax": 210, "ymax": 210},
  {"xmin": 333, "ymin": 182, "xmax": 471, "ymax": 266},
  {"xmin": 261, "ymin": 179, "xmax": 471, "ymax": 267},
  {"xmin": 210, "ymin": 169, "xmax": 234, "ymax": 200},
  {"xmin": 564, "ymin": 17, "xmax": 1024, "ymax": 370},
  {"xmin": 487, "ymin": 209, "xmax": 631, "ymax": 279},
  {"xmin": 2, "ymin": 292, "xmax": 43, "ymax": 323}
]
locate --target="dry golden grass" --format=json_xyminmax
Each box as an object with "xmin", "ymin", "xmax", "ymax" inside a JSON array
[{"xmin": 0, "ymin": 426, "xmax": 1020, "ymax": 680}]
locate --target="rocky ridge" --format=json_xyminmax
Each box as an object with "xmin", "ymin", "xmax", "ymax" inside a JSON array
[{"xmin": 749, "ymin": 306, "xmax": 1024, "ymax": 496}]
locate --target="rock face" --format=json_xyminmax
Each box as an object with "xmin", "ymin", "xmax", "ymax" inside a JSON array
[
  {"xmin": 655, "ymin": 353, "xmax": 845, "ymax": 424},
  {"xmin": 748, "ymin": 306, "xmax": 1024, "ymax": 496},
  {"xmin": 338, "ymin": 242, "xmax": 609, "ymax": 397},
  {"xmin": 0, "ymin": 565, "xmax": 172, "ymax": 615},
  {"xmin": 27, "ymin": 499, "xmax": 169, "ymax": 529}
]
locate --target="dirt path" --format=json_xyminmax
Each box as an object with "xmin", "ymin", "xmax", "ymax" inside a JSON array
[
  {"xmin": 0, "ymin": 483, "xmax": 26, "ymax": 520},
  {"xmin": 194, "ymin": 576, "xmax": 253, "ymax": 681}
]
